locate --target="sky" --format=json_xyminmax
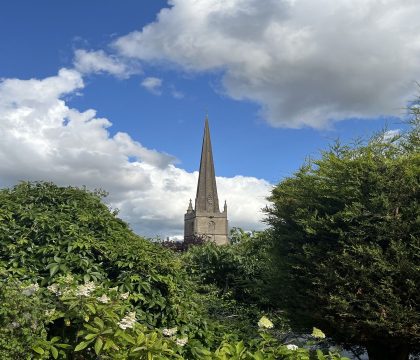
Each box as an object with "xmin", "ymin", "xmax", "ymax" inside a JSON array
[{"xmin": 0, "ymin": 0, "xmax": 419, "ymax": 238}]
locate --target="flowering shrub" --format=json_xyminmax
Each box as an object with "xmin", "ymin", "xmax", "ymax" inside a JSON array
[
  {"xmin": 0, "ymin": 182, "xmax": 352, "ymax": 359},
  {"xmin": 0, "ymin": 273, "xmax": 349, "ymax": 359},
  {"xmin": 0, "ymin": 278, "xmax": 49, "ymax": 359}
]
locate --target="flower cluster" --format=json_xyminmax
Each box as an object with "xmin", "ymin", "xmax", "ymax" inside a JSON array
[
  {"xmin": 312, "ymin": 327, "xmax": 326, "ymax": 339},
  {"xmin": 22, "ymin": 283, "xmax": 39, "ymax": 296},
  {"xmin": 11, "ymin": 321, "xmax": 20, "ymax": 329},
  {"xmin": 75, "ymin": 281, "xmax": 96, "ymax": 297},
  {"xmin": 258, "ymin": 316, "xmax": 274, "ymax": 329},
  {"xmin": 47, "ymin": 283, "xmax": 60, "ymax": 295},
  {"xmin": 45, "ymin": 308, "xmax": 56, "ymax": 317},
  {"xmin": 120, "ymin": 292, "xmax": 130, "ymax": 300},
  {"xmin": 118, "ymin": 312, "xmax": 136, "ymax": 330},
  {"xmin": 286, "ymin": 344, "xmax": 298, "ymax": 351},
  {"xmin": 162, "ymin": 327, "xmax": 177, "ymax": 337},
  {"xmin": 175, "ymin": 337, "xmax": 188, "ymax": 347},
  {"xmin": 96, "ymin": 294, "xmax": 110, "ymax": 304}
]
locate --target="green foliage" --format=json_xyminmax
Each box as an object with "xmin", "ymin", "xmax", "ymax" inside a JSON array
[
  {"xmin": 0, "ymin": 181, "xmax": 350, "ymax": 359},
  {"xmin": 40, "ymin": 276, "xmax": 180, "ymax": 359},
  {"xmin": 266, "ymin": 120, "xmax": 420, "ymax": 357},
  {"xmin": 0, "ymin": 182, "xmax": 206, "ymax": 357},
  {"xmin": 0, "ymin": 181, "xmax": 199, "ymax": 329},
  {"xmin": 182, "ymin": 228, "xmax": 292, "ymax": 344},
  {"xmin": 0, "ymin": 279, "xmax": 48, "ymax": 359},
  {"xmin": 184, "ymin": 228, "xmax": 274, "ymax": 306}
]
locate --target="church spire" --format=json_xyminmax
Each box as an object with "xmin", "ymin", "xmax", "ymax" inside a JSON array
[
  {"xmin": 185, "ymin": 115, "xmax": 228, "ymax": 245},
  {"xmin": 195, "ymin": 117, "xmax": 220, "ymax": 213}
]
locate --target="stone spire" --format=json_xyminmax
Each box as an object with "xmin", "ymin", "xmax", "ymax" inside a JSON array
[
  {"xmin": 195, "ymin": 117, "xmax": 220, "ymax": 213},
  {"xmin": 184, "ymin": 116, "xmax": 228, "ymax": 245}
]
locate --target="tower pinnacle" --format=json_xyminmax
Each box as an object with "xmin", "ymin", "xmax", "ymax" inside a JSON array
[{"xmin": 187, "ymin": 199, "xmax": 193, "ymax": 213}]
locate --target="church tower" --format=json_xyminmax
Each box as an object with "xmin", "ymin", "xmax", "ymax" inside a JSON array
[{"xmin": 184, "ymin": 117, "xmax": 228, "ymax": 245}]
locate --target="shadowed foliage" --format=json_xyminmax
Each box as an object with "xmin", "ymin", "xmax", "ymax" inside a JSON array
[{"xmin": 266, "ymin": 117, "xmax": 420, "ymax": 360}]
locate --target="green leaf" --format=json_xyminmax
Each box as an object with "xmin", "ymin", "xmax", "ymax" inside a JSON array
[
  {"xmin": 136, "ymin": 333, "xmax": 145, "ymax": 344},
  {"xmin": 50, "ymin": 336, "xmax": 61, "ymax": 343},
  {"xmin": 84, "ymin": 323, "xmax": 100, "ymax": 333},
  {"xmin": 50, "ymin": 346, "xmax": 59, "ymax": 359},
  {"xmin": 32, "ymin": 346, "xmax": 45, "ymax": 355},
  {"xmin": 86, "ymin": 303, "xmax": 96, "ymax": 314},
  {"xmin": 85, "ymin": 333, "xmax": 98, "ymax": 340},
  {"xmin": 103, "ymin": 339, "xmax": 117, "ymax": 351},
  {"xmin": 74, "ymin": 340, "xmax": 92, "ymax": 352},
  {"xmin": 315, "ymin": 349, "xmax": 326, "ymax": 360},
  {"xmin": 94, "ymin": 337, "xmax": 103, "ymax": 355},
  {"xmin": 49, "ymin": 264, "xmax": 59, "ymax": 276},
  {"xmin": 252, "ymin": 351, "xmax": 264, "ymax": 360},
  {"xmin": 94, "ymin": 317, "xmax": 104, "ymax": 329},
  {"xmin": 118, "ymin": 331, "xmax": 135, "ymax": 344}
]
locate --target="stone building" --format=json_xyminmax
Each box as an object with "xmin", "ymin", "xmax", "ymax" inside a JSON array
[{"xmin": 184, "ymin": 117, "xmax": 228, "ymax": 245}]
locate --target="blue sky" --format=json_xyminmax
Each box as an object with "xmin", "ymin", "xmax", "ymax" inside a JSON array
[{"xmin": 0, "ymin": 0, "xmax": 418, "ymax": 237}]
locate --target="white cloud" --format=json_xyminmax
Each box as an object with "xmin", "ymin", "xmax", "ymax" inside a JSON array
[
  {"xmin": 74, "ymin": 49, "xmax": 140, "ymax": 78},
  {"xmin": 383, "ymin": 129, "xmax": 401, "ymax": 141},
  {"xmin": 141, "ymin": 77, "xmax": 163, "ymax": 95},
  {"xmin": 113, "ymin": 0, "xmax": 420, "ymax": 128},
  {"xmin": 0, "ymin": 69, "xmax": 271, "ymax": 237}
]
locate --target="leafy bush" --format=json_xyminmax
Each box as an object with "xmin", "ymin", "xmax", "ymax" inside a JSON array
[
  {"xmin": 182, "ymin": 228, "xmax": 292, "ymax": 344},
  {"xmin": 0, "ymin": 181, "xmax": 201, "ymax": 327},
  {"xmin": 0, "ymin": 278, "xmax": 48, "ymax": 359},
  {"xmin": 0, "ymin": 182, "xmax": 209, "ymax": 357},
  {"xmin": 266, "ymin": 119, "xmax": 420, "ymax": 359},
  {"xmin": 184, "ymin": 228, "xmax": 274, "ymax": 306},
  {"xmin": 0, "ymin": 182, "xmax": 350, "ymax": 359}
]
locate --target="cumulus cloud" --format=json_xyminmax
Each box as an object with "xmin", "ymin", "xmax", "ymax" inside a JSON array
[
  {"xmin": 0, "ymin": 69, "xmax": 270, "ymax": 237},
  {"xmin": 113, "ymin": 0, "xmax": 420, "ymax": 128},
  {"xmin": 74, "ymin": 49, "xmax": 140, "ymax": 78},
  {"xmin": 141, "ymin": 77, "xmax": 163, "ymax": 95}
]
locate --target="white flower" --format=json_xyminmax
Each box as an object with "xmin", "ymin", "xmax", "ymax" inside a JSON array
[
  {"xmin": 258, "ymin": 316, "xmax": 274, "ymax": 329},
  {"xmin": 176, "ymin": 337, "xmax": 188, "ymax": 347},
  {"xmin": 45, "ymin": 309, "xmax": 56, "ymax": 317},
  {"xmin": 286, "ymin": 344, "xmax": 298, "ymax": 351},
  {"xmin": 97, "ymin": 294, "xmax": 110, "ymax": 304},
  {"xmin": 162, "ymin": 327, "xmax": 177, "ymax": 336},
  {"xmin": 22, "ymin": 283, "xmax": 39, "ymax": 296},
  {"xmin": 120, "ymin": 292, "xmax": 130, "ymax": 300},
  {"xmin": 76, "ymin": 281, "xmax": 96, "ymax": 297},
  {"xmin": 118, "ymin": 312, "xmax": 136, "ymax": 330},
  {"xmin": 47, "ymin": 284, "xmax": 60, "ymax": 295}
]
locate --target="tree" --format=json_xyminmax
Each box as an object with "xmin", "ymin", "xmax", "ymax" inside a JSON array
[{"xmin": 265, "ymin": 116, "xmax": 419, "ymax": 359}]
